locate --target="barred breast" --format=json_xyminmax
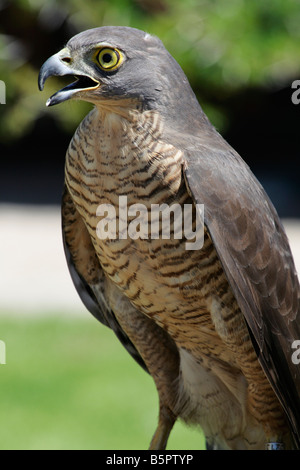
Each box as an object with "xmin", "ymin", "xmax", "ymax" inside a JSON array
[{"xmin": 65, "ymin": 103, "xmax": 288, "ymax": 446}]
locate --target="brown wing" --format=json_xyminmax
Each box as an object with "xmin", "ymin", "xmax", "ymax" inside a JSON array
[
  {"xmin": 61, "ymin": 186, "xmax": 148, "ymax": 373},
  {"xmin": 183, "ymin": 139, "xmax": 300, "ymax": 447}
]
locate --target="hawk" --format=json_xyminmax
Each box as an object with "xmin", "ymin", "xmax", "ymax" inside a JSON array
[{"xmin": 38, "ymin": 26, "xmax": 300, "ymax": 450}]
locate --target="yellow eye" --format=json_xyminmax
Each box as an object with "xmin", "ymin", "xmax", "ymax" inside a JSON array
[{"xmin": 97, "ymin": 48, "xmax": 122, "ymax": 71}]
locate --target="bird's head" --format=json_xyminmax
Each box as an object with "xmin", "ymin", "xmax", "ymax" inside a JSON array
[
  {"xmin": 38, "ymin": 26, "xmax": 206, "ymax": 131},
  {"xmin": 39, "ymin": 26, "xmax": 179, "ymax": 106}
]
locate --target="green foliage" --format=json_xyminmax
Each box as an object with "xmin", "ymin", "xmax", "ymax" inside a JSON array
[
  {"xmin": 0, "ymin": 0, "xmax": 299, "ymax": 141},
  {"xmin": 0, "ymin": 315, "xmax": 205, "ymax": 450}
]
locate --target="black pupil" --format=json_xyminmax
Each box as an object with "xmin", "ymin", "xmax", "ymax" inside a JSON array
[{"xmin": 103, "ymin": 53, "xmax": 113, "ymax": 63}]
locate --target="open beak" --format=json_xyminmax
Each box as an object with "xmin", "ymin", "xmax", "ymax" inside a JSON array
[{"xmin": 38, "ymin": 51, "xmax": 100, "ymax": 106}]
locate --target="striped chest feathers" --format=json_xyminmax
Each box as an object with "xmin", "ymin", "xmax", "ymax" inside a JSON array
[
  {"xmin": 65, "ymin": 105, "xmax": 218, "ymax": 317},
  {"xmin": 66, "ymin": 105, "xmax": 184, "ymax": 207}
]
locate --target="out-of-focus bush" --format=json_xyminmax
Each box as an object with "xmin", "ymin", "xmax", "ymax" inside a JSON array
[{"xmin": 1, "ymin": 0, "xmax": 299, "ymax": 140}]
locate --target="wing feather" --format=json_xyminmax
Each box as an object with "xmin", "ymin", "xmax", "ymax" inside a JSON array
[{"xmin": 183, "ymin": 138, "xmax": 300, "ymax": 447}]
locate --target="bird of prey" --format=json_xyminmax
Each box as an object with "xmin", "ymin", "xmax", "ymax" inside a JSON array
[{"xmin": 38, "ymin": 26, "xmax": 300, "ymax": 450}]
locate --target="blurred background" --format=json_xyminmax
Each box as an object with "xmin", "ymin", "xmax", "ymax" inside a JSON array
[{"xmin": 0, "ymin": 0, "xmax": 299, "ymax": 450}]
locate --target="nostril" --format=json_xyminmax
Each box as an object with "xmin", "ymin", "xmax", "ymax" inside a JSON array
[{"xmin": 61, "ymin": 56, "xmax": 72, "ymax": 64}]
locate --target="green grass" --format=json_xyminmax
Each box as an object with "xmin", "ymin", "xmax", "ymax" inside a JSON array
[{"xmin": 0, "ymin": 314, "xmax": 205, "ymax": 450}]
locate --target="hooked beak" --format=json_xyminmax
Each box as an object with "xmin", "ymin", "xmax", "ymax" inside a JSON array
[{"xmin": 38, "ymin": 51, "xmax": 100, "ymax": 106}]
